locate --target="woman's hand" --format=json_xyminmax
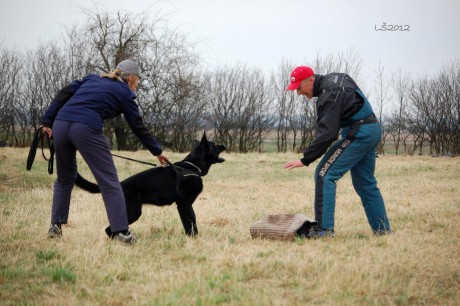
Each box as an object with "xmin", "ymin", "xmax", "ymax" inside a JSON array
[
  {"xmin": 156, "ymin": 153, "xmax": 170, "ymax": 166},
  {"xmin": 41, "ymin": 126, "xmax": 53, "ymax": 138}
]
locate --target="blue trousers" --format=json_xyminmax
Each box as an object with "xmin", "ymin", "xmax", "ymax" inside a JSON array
[
  {"xmin": 51, "ymin": 120, "xmax": 128, "ymax": 233},
  {"xmin": 314, "ymin": 122, "xmax": 391, "ymax": 233}
]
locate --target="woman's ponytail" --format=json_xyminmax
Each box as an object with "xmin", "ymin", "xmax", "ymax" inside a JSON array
[{"xmin": 100, "ymin": 68, "xmax": 124, "ymax": 82}]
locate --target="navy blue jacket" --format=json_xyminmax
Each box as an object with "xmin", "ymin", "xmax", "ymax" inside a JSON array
[
  {"xmin": 42, "ymin": 74, "xmax": 162, "ymax": 156},
  {"xmin": 301, "ymin": 73, "xmax": 373, "ymax": 166}
]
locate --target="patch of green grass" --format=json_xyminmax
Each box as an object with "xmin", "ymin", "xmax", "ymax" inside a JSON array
[
  {"xmin": 152, "ymin": 271, "xmax": 246, "ymax": 305},
  {"xmin": 256, "ymin": 250, "xmax": 274, "ymax": 258},
  {"xmin": 41, "ymin": 266, "xmax": 77, "ymax": 285},
  {"xmin": 0, "ymin": 264, "xmax": 33, "ymax": 280},
  {"xmin": 35, "ymin": 250, "xmax": 59, "ymax": 263}
]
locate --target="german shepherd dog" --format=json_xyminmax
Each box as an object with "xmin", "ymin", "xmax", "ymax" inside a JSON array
[{"xmin": 75, "ymin": 133, "xmax": 226, "ymax": 237}]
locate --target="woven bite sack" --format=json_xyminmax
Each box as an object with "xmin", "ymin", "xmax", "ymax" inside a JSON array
[{"xmin": 250, "ymin": 214, "xmax": 317, "ymax": 241}]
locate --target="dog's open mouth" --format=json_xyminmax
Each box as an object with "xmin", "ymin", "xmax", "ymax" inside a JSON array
[{"xmin": 217, "ymin": 157, "xmax": 225, "ymax": 163}]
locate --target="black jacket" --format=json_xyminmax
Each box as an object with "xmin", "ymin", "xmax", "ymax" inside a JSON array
[{"xmin": 300, "ymin": 73, "xmax": 365, "ymax": 166}]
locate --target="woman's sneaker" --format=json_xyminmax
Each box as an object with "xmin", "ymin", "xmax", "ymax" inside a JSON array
[
  {"xmin": 48, "ymin": 224, "xmax": 62, "ymax": 238},
  {"xmin": 112, "ymin": 230, "xmax": 136, "ymax": 245}
]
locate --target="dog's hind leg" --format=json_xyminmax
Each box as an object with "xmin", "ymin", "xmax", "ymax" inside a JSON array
[
  {"xmin": 105, "ymin": 226, "xmax": 113, "ymax": 237},
  {"xmin": 125, "ymin": 191, "xmax": 143, "ymax": 225}
]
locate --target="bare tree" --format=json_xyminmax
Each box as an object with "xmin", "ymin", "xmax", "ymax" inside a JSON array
[
  {"xmin": 373, "ymin": 60, "xmax": 391, "ymax": 154},
  {"xmin": 0, "ymin": 48, "xmax": 23, "ymax": 146},
  {"xmin": 310, "ymin": 48, "xmax": 364, "ymax": 85},
  {"xmin": 169, "ymin": 71, "xmax": 208, "ymax": 152},
  {"xmin": 139, "ymin": 28, "xmax": 203, "ymax": 151},
  {"xmin": 75, "ymin": 9, "xmax": 159, "ymax": 150},
  {"xmin": 406, "ymin": 92, "xmax": 429, "ymax": 156},
  {"xmin": 404, "ymin": 60, "xmax": 460, "ymax": 156},
  {"xmin": 450, "ymin": 60, "xmax": 460, "ymax": 154},
  {"xmin": 16, "ymin": 42, "xmax": 74, "ymax": 149},
  {"xmin": 59, "ymin": 8, "xmax": 203, "ymax": 152},
  {"xmin": 389, "ymin": 69, "xmax": 411, "ymax": 155},
  {"xmin": 206, "ymin": 65, "xmax": 241, "ymax": 151},
  {"xmin": 431, "ymin": 63, "xmax": 460, "ymax": 155},
  {"xmin": 206, "ymin": 64, "xmax": 273, "ymax": 152},
  {"xmin": 236, "ymin": 68, "xmax": 274, "ymax": 152},
  {"xmin": 295, "ymin": 95, "xmax": 317, "ymax": 153},
  {"xmin": 270, "ymin": 59, "xmax": 294, "ymax": 152},
  {"xmin": 409, "ymin": 78, "xmax": 436, "ymax": 155},
  {"xmin": 3, "ymin": 5, "xmax": 459, "ymax": 157},
  {"xmin": 62, "ymin": 25, "xmax": 96, "ymax": 79}
]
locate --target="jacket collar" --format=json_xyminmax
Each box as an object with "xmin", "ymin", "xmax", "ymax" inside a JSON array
[{"xmin": 313, "ymin": 74, "xmax": 323, "ymax": 97}]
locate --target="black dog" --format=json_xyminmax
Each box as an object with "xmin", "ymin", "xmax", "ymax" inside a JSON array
[{"xmin": 75, "ymin": 133, "xmax": 225, "ymax": 237}]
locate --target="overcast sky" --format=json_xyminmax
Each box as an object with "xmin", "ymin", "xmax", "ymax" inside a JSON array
[{"xmin": 2, "ymin": 0, "xmax": 460, "ymax": 84}]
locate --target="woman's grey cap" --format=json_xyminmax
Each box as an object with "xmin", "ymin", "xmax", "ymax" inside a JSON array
[{"xmin": 116, "ymin": 59, "xmax": 147, "ymax": 79}]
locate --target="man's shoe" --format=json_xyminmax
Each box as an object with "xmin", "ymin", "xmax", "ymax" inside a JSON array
[
  {"xmin": 48, "ymin": 224, "xmax": 62, "ymax": 238},
  {"xmin": 295, "ymin": 220, "xmax": 318, "ymax": 238},
  {"xmin": 307, "ymin": 226, "xmax": 334, "ymax": 239},
  {"xmin": 374, "ymin": 229, "xmax": 391, "ymax": 236},
  {"xmin": 112, "ymin": 230, "xmax": 136, "ymax": 245}
]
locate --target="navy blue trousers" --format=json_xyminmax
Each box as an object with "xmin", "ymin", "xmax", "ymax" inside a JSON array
[
  {"xmin": 314, "ymin": 121, "xmax": 391, "ymax": 233},
  {"xmin": 51, "ymin": 120, "xmax": 128, "ymax": 232}
]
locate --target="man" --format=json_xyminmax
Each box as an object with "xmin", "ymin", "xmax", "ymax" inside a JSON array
[{"xmin": 283, "ymin": 66, "xmax": 391, "ymax": 238}]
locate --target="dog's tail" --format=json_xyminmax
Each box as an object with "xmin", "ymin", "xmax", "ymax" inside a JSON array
[{"xmin": 75, "ymin": 173, "xmax": 100, "ymax": 193}]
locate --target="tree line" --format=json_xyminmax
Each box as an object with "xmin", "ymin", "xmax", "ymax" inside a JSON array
[{"xmin": 1, "ymin": 9, "xmax": 459, "ymax": 156}]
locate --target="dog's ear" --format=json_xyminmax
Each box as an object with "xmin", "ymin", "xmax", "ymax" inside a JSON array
[{"xmin": 201, "ymin": 132, "xmax": 208, "ymax": 143}]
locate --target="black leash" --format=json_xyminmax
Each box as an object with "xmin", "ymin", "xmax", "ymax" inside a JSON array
[
  {"xmin": 26, "ymin": 127, "xmax": 159, "ymax": 173},
  {"xmin": 111, "ymin": 153, "xmax": 157, "ymax": 167},
  {"xmin": 26, "ymin": 127, "xmax": 55, "ymax": 174}
]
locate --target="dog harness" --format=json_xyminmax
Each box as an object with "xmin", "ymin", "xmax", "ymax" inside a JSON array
[{"xmin": 170, "ymin": 161, "xmax": 202, "ymax": 193}]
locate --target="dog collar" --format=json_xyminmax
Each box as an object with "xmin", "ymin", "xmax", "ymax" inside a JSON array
[{"xmin": 182, "ymin": 161, "xmax": 202, "ymax": 175}]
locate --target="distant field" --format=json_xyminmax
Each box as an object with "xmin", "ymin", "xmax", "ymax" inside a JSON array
[
  {"xmin": 1, "ymin": 148, "xmax": 459, "ymax": 305},
  {"xmin": 260, "ymin": 135, "xmax": 437, "ymax": 156}
]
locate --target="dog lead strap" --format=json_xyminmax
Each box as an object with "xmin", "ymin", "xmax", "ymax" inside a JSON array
[{"xmin": 26, "ymin": 127, "xmax": 55, "ymax": 175}]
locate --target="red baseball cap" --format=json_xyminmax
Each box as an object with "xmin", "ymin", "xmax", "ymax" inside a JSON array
[{"xmin": 286, "ymin": 66, "xmax": 314, "ymax": 91}]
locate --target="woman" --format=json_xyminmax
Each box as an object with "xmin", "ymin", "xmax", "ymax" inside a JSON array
[{"xmin": 41, "ymin": 59, "xmax": 168, "ymax": 244}]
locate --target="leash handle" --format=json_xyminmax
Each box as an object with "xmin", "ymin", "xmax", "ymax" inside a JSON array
[
  {"xmin": 26, "ymin": 127, "xmax": 55, "ymax": 174},
  {"xmin": 27, "ymin": 127, "xmax": 157, "ymax": 173},
  {"xmin": 26, "ymin": 127, "xmax": 41, "ymax": 171}
]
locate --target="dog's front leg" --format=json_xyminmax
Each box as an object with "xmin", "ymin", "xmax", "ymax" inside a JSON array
[{"xmin": 177, "ymin": 203, "xmax": 198, "ymax": 236}]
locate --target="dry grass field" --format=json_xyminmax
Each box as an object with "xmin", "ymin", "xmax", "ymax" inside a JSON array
[{"xmin": 1, "ymin": 147, "xmax": 459, "ymax": 305}]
